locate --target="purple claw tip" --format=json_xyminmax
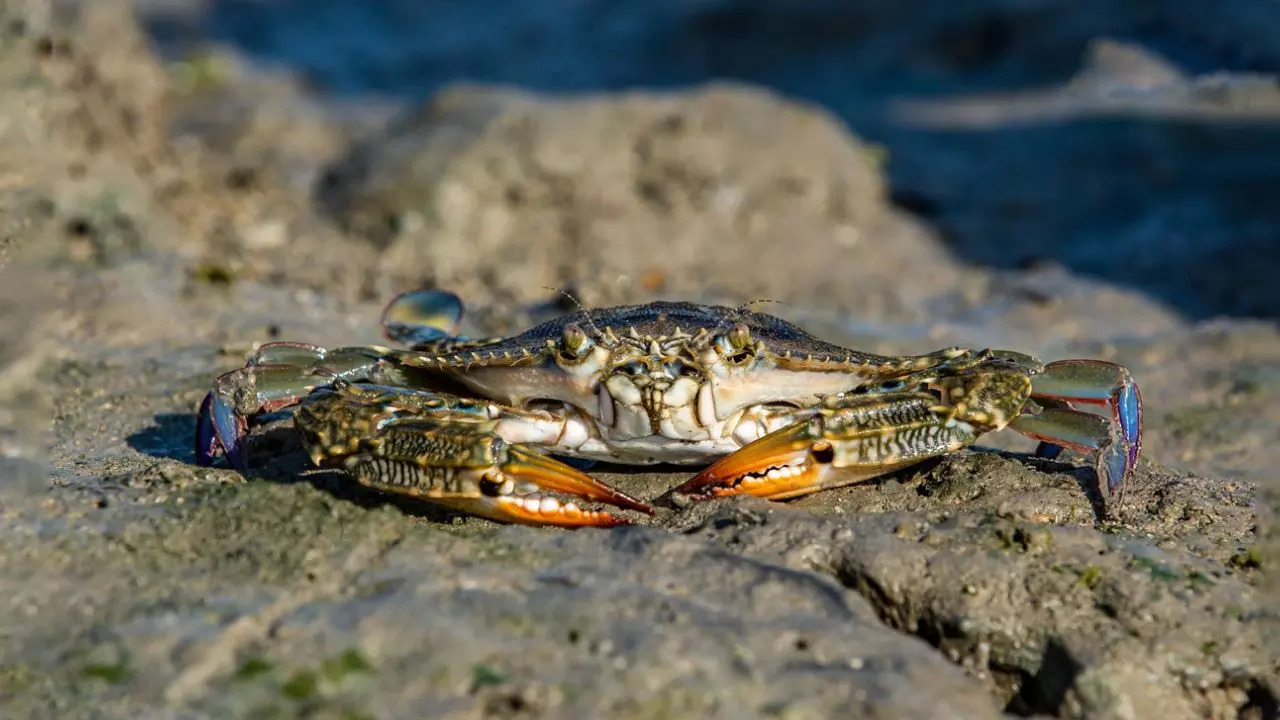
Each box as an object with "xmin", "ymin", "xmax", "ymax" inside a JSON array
[
  {"xmin": 196, "ymin": 390, "xmax": 249, "ymax": 473},
  {"xmin": 195, "ymin": 392, "xmax": 220, "ymax": 466}
]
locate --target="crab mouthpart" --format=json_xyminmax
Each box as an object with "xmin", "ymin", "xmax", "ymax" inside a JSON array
[{"xmin": 675, "ymin": 422, "xmax": 832, "ymax": 500}]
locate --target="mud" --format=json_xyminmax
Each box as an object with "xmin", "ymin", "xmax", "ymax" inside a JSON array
[{"xmin": 0, "ymin": 2, "xmax": 1277, "ymax": 719}]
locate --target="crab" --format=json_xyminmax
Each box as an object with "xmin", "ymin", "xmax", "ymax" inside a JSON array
[{"xmin": 195, "ymin": 290, "xmax": 1142, "ymax": 527}]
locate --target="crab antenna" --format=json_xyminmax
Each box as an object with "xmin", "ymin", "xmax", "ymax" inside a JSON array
[
  {"xmin": 542, "ymin": 286, "xmax": 607, "ymax": 341},
  {"xmin": 735, "ymin": 298, "xmax": 787, "ymax": 314},
  {"xmin": 706, "ymin": 298, "xmax": 788, "ymax": 339}
]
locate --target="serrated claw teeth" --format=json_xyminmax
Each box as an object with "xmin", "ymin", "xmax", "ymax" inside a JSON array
[
  {"xmin": 492, "ymin": 494, "xmax": 628, "ymax": 527},
  {"xmin": 675, "ymin": 420, "xmax": 827, "ymax": 501},
  {"xmin": 502, "ymin": 446, "xmax": 652, "ymax": 515}
]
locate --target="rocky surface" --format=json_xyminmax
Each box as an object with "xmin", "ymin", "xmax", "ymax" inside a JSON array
[{"xmin": 0, "ymin": 2, "xmax": 1276, "ymax": 718}]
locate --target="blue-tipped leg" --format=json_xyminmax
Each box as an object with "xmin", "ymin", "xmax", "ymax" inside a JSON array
[
  {"xmin": 1102, "ymin": 377, "xmax": 1142, "ymax": 500},
  {"xmin": 1010, "ymin": 359, "xmax": 1143, "ymax": 510},
  {"xmin": 193, "ymin": 347, "xmax": 389, "ymax": 476}
]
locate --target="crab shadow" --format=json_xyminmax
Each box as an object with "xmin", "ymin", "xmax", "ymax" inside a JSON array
[
  {"xmin": 1014, "ymin": 452, "xmax": 1114, "ymax": 523},
  {"xmin": 1032, "ymin": 458, "xmax": 1112, "ymax": 523},
  {"xmin": 127, "ymin": 412, "xmax": 201, "ymax": 463}
]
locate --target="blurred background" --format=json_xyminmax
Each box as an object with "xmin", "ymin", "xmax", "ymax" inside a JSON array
[{"xmin": 135, "ymin": 0, "xmax": 1280, "ymax": 320}]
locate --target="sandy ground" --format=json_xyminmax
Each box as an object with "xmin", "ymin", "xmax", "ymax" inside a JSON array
[{"xmin": 0, "ymin": 2, "xmax": 1276, "ymax": 718}]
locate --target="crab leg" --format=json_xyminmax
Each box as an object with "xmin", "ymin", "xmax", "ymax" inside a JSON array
[
  {"xmin": 381, "ymin": 289, "xmax": 464, "ymax": 346},
  {"xmin": 1009, "ymin": 359, "xmax": 1142, "ymax": 506},
  {"xmin": 195, "ymin": 343, "xmax": 395, "ymax": 471},
  {"xmin": 296, "ymin": 386, "xmax": 652, "ymax": 527},
  {"xmin": 198, "ymin": 289, "xmax": 493, "ymax": 469},
  {"xmin": 677, "ymin": 356, "xmax": 1142, "ymax": 510},
  {"xmin": 676, "ymin": 356, "xmax": 1035, "ymax": 500}
]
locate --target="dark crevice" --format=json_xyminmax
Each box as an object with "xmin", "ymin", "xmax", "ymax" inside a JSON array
[
  {"xmin": 1240, "ymin": 680, "xmax": 1280, "ymax": 720},
  {"xmin": 829, "ymin": 561, "xmax": 1065, "ymax": 714},
  {"xmin": 1002, "ymin": 640, "xmax": 1082, "ymax": 716},
  {"xmin": 825, "ymin": 562, "xmax": 1137, "ymax": 718}
]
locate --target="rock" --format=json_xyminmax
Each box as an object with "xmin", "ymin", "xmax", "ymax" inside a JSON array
[
  {"xmin": 1, "ymin": 482, "xmax": 1003, "ymax": 719},
  {"xmin": 319, "ymin": 84, "xmax": 961, "ymax": 315},
  {"xmin": 683, "ymin": 502, "xmax": 1279, "ymax": 720}
]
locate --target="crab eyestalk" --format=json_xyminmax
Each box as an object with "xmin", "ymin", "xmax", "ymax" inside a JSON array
[
  {"xmin": 554, "ymin": 323, "xmax": 598, "ymax": 365},
  {"xmin": 1010, "ymin": 359, "xmax": 1142, "ymax": 508}
]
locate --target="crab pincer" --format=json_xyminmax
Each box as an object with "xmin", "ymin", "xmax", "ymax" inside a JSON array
[
  {"xmin": 675, "ymin": 392, "xmax": 979, "ymax": 500},
  {"xmin": 196, "ymin": 388, "xmax": 249, "ymax": 472},
  {"xmin": 302, "ymin": 413, "xmax": 652, "ymax": 528},
  {"xmin": 195, "ymin": 362, "xmax": 339, "ymax": 472}
]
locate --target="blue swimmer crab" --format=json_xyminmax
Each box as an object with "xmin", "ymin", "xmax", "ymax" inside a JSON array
[{"xmin": 196, "ymin": 290, "xmax": 1142, "ymax": 527}]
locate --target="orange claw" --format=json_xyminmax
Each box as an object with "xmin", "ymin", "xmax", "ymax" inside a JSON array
[
  {"xmin": 332, "ymin": 421, "xmax": 652, "ymax": 528},
  {"xmin": 501, "ymin": 446, "xmax": 653, "ymax": 516},
  {"xmin": 675, "ymin": 393, "xmax": 978, "ymax": 502},
  {"xmin": 675, "ymin": 419, "xmax": 836, "ymax": 501},
  {"xmin": 345, "ymin": 448, "xmax": 642, "ymax": 528}
]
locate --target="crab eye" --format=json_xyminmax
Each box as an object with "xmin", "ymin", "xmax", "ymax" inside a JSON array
[
  {"xmin": 558, "ymin": 323, "xmax": 594, "ymax": 363},
  {"xmin": 715, "ymin": 323, "xmax": 754, "ymax": 365}
]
